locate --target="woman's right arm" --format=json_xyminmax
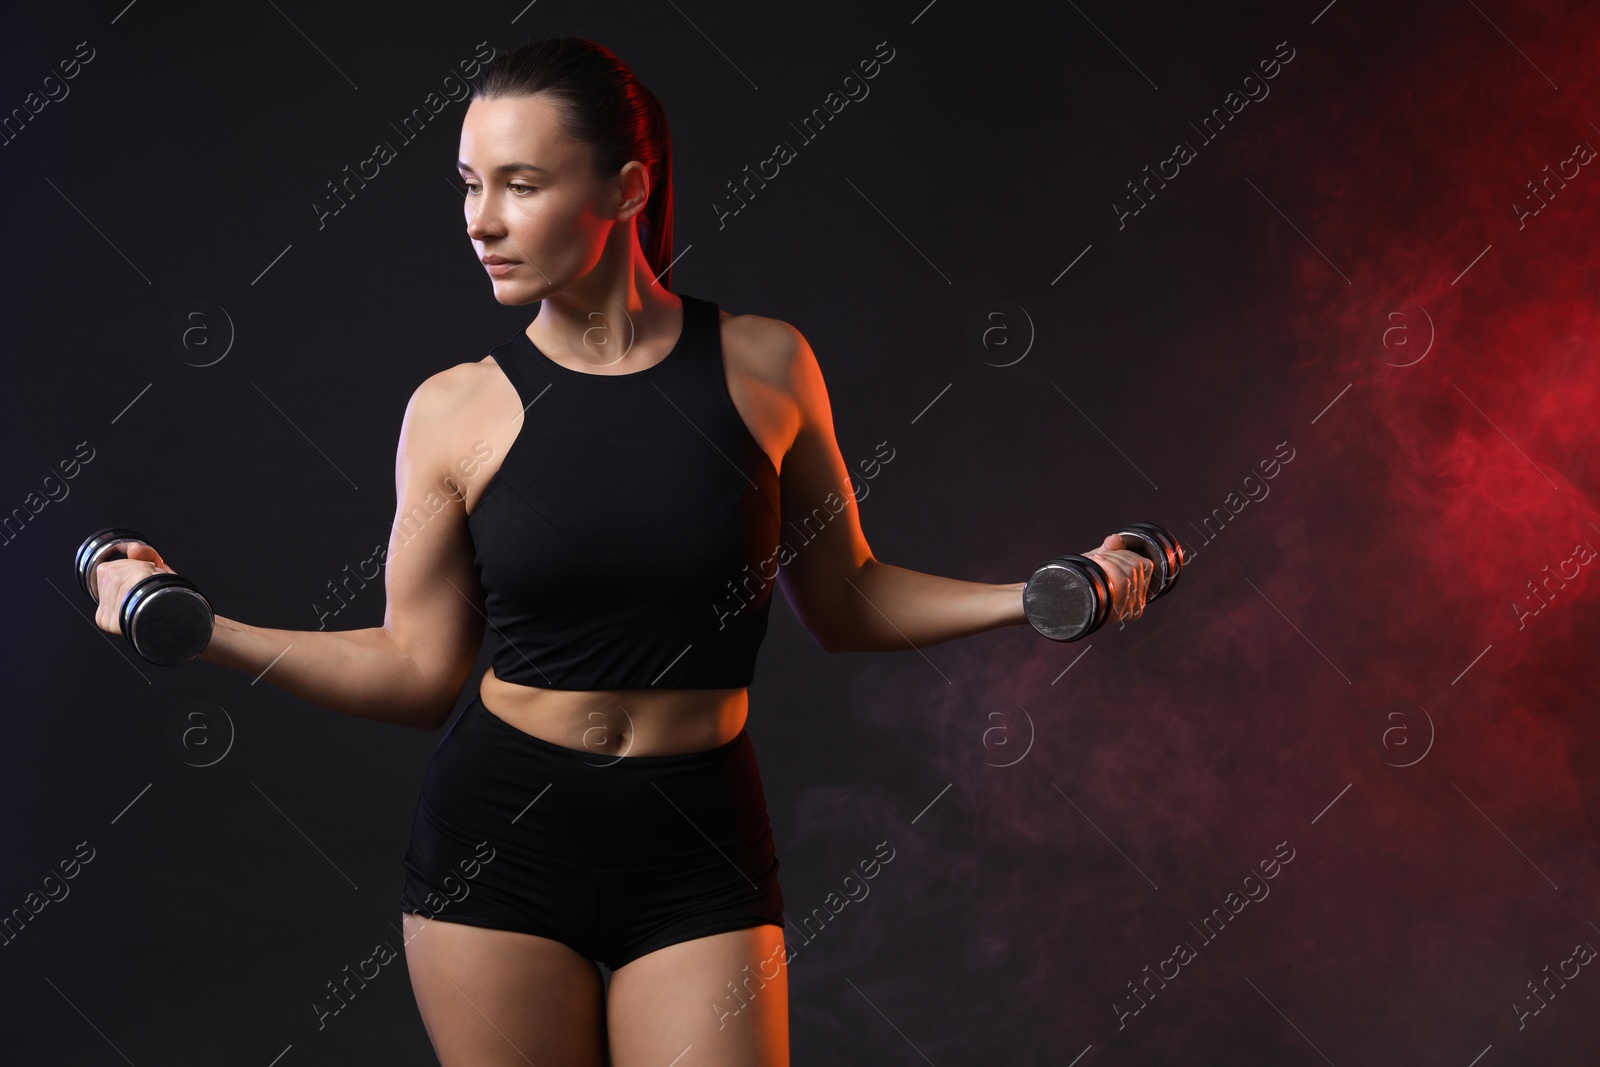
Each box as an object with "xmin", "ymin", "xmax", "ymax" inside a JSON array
[{"xmin": 195, "ymin": 369, "xmax": 488, "ymax": 730}]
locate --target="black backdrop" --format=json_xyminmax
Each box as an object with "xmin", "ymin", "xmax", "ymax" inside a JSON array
[{"xmin": 5, "ymin": 1, "xmax": 1600, "ymax": 1064}]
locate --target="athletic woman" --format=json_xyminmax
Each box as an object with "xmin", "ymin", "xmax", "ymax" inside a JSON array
[{"xmin": 91, "ymin": 36, "xmax": 1153, "ymax": 1067}]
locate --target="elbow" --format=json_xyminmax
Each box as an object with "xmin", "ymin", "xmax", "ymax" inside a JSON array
[
  {"xmin": 425, "ymin": 649, "xmax": 482, "ymax": 731},
  {"xmin": 420, "ymin": 673, "xmax": 474, "ymax": 730},
  {"xmin": 416, "ymin": 704, "xmax": 454, "ymax": 731},
  {"xmin": 394, "ymin": 691, "xmax": 454, "ymax": 731},
  {"xmin": 813, "ymin": 615, "xmax": 858, "ymax": 655},
  {"xmin": 812, "ymin": 590, "xmax": 873, "ymax": 654},
  {"xmin": 411, "ymin": 666, "xmax": 474, "ymax": 732},
  {"xmin": 793, "ymin": 564, "xmax": 876, "ymax": 654},
  {"xmin": 801, "ymin": 615, "xmax": 845, "ymax": 655}
]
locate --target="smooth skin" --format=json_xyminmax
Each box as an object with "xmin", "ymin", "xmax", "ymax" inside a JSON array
[{"xmin": 89, "ymin": 91, "xmax": 1153, "ymax": 1066}]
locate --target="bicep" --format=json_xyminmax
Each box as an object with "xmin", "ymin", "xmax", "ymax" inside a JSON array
[
  {"xmin": 773, "ymin": 326, "xmax": 875, "ymax": 643},
  {"xmin": 380, "ymin": 373, "xmax": 488, "ymax": 699}
]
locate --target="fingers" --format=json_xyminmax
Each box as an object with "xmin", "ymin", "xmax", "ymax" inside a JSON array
[
  {"xmin": 1085, "ymin": 548, "xmax": 1131, "ymax": 622},
  {"xmin": 1084, "ymin": 541, "xmax": 1156, "ymax": 623},
  {"xmin": 93, "ymin": 558, "xmax": 166, "ymax": 635},
  {"xmin": 1121, "ymin": 577, "xmax": 1134, "ymax": 623},
  {"xmin": 1107, "ymin": 548, "xmax": 1153, "ymax": 622},
  {"xmin": 1133, "ymin": 553, "xmax": 1152, "ymax": 619},
  {"xmin": 124, "ymin": 542, "xmax": 173, "ymax": 574},
  {"xmin": 95, "ymin": 572, "xmax": 116, "ymax": 634},
  {"xmin": 96, "ymin": 564, "xmax": 123, "ymax": 635}
]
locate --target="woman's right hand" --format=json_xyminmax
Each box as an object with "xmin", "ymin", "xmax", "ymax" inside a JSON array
[
  {"xmin": 1082, "ymin": 533, "xmax": 1155, "ymax": 623},
  {"xmin": 93, "ymin": 543, "xmax": 177, "ymax": 636}
]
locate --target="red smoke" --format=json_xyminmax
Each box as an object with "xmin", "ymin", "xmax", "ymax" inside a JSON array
[{"xmin": 799, "ymin": 4, "xmax": 1600, "ymax": 1062}]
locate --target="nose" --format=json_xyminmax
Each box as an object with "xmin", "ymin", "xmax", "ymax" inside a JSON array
[{"xmin": 464, "ymin": 190, "xmax": 502, "ymax": 242}]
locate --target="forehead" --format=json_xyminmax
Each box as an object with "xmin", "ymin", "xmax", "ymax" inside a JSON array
[{"xmin": 458, "ymin": 94, "xmax": 585, "ymax": 169}]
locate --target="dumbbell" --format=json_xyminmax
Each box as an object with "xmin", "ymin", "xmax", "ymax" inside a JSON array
[
  {"xmin": 1023, "ymin": 522, "xmax": 1185, "ymax": 642},
  {"xmin": 75, "ymin": 527, "xmax": 213, "ymax": 665}
]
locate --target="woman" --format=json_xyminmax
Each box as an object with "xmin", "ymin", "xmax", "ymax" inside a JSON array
[{"xmin": 91, "ymin": 36, "xmax": 1153, "ymax": 1067}]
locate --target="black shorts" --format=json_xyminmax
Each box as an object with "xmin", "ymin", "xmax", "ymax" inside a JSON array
[{"xmin": 398, "ymin": 694, "xmax": 785, "ymax": 971}]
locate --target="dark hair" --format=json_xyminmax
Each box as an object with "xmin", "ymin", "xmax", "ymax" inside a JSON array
[{"xmin": 472, "ymin": 37, "xmax": 675, "ymax": 290}]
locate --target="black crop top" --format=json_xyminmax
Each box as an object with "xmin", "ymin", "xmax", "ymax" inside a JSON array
[{"xmin": 467, "ymin": 294, "xmax": 782, "ymax": 690}]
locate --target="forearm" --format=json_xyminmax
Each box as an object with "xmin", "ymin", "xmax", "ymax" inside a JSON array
[
  {"xmin": 829, "ymin": 558, "xmax": 1028, "ymax": 652},
  {"xmin": 198, "ymin": 615, "xmax": 452, "ymax": 730}
]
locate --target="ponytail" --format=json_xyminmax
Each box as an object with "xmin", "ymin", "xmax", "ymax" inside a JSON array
[{"xmin": 635, "ymin": 85, "xmax": 675, "ymax": 289}]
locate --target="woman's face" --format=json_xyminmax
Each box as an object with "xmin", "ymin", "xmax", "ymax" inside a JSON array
[{"xmin": 458, "ymin": 93, "xmax": 632, "ymax": 305}]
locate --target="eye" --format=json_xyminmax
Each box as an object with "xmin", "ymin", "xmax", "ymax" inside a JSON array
[{"xmin": 457, "ymin": 181, "xmax": 536, "ymax": 196}]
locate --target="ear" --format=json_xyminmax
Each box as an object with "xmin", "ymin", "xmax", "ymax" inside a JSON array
[{"xmin": 615, "ymin": 159, "xmax": 651, "ymax": 221}]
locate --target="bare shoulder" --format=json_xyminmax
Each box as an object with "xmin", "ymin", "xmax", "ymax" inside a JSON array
[
  {"xmin": 386, "ymin": 356, "xmax": 518, "ymax": 518},
  {"xmin": 401, "ymin": 356, "xmax": 510, "ymax": 438},
  {"xmin": 409, "ymin": 357, "xmax": 502, "ymax": 412},
  {"xmin": 718, "ymin": 309, "xmax": 807, "ymax": 379},
  {"xmin": 716, "ymin": 307, "xmax": 821, "ymax": 398},
  {"xmin": 395, "ymin": 356, "xmax": 515, "ymax": 485}
]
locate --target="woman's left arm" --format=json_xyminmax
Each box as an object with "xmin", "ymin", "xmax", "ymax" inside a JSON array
[{"xmin": 770, "ymin": 324, "xmax": 1027, "ymax": 653}]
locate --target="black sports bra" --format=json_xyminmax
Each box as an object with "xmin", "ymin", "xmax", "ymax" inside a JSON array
[{"xmin": 467, "ymin": 294, "xmax": 781, "ymax": 690}]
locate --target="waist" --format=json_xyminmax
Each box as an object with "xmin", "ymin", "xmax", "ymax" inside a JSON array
[
  {"xmin": 477, "ymin": 668, "xmax": 749, "ymax": 758},
  {"xmin": 419, "ymin": 690, "xmax": 773, "ymax": 872}
]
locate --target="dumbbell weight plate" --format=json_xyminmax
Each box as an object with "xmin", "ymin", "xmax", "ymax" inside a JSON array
[
  {"xmin": 1023, "ymin": 554, "xmax": 1112, "ymax": 642},
  {"xmin": 120, "ymin": 573, "xmax": 213, "ymax": 666}
]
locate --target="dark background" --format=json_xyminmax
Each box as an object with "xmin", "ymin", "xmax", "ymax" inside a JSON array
[{"xmin": 4, "ymin": 0, "xmax": 1599, "ymax": 1063}]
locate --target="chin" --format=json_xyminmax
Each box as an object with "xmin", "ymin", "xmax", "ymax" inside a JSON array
[{"xmin": 490, "ymin": 280, "xmax": 543, "ymax": 306}]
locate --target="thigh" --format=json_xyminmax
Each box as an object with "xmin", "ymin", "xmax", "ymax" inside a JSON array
[
  {"xmin": 401, "ymin": 910, "xmax": 609, "ymax": 1067},
  {"xmin": 606, "ymin": 924, "xmax": 790, "ymax": 1067}
]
